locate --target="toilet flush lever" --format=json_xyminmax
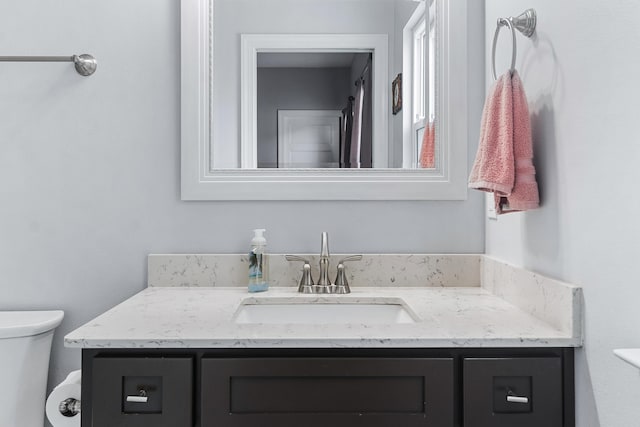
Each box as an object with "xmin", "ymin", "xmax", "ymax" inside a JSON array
[{"xmin": 126, "ymin": 389, "xmax": 148, "ymax": 403}]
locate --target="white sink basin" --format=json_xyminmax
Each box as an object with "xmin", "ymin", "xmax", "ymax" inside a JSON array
[{"xmin": 234, "ymin": 298, "xmax": 417, "ymax": 324}]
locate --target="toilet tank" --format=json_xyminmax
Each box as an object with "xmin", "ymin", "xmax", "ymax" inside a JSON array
[{"xmin": 0, "ymin": 311, "xmax": 64, "ymax": 427}]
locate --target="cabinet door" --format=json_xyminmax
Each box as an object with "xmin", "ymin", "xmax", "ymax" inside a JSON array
[
  {"xmin": 91, "ymin": 356, "xmax": 193, "ymax": 427},
  {"xmin": 201, "ymin": 357, "xmax": 454, "ymax": 427},
  {"xmin": 463, "ymin": 357, "xmax": 563, "ymax": 427}
]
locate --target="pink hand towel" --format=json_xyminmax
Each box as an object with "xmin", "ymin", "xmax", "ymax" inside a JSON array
[
  {"xmin": 468, "ymin": 73, "xmax": 515, "ymax": 195},
  {"xmin": 468, "ymin": 71, "xmax": 539, "ymax": 214},
  {"xmin": 496, "ymin": 71, "xmax": 539, "ymax": 213},
  {"xmin": 420, "ymin": 121, "xmax": 435, "ymax": 168}
]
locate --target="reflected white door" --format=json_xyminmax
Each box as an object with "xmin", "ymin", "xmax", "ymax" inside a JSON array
[{"xmin": 277, "ymin": 110, "xmax": 341, "ymax": 168}]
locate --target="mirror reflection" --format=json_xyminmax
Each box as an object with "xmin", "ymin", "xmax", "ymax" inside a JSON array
[
  {"xmin": 257, "ymin": 52, "xmax": 373, "ymax": 168},
  {"xmin": 213, "ymin": 0, "xmax": 436, "ymax": 169}
]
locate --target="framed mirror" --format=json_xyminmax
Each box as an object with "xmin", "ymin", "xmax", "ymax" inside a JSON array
[{"xmin": 181, "ymin": 0, "xmax": 468, "ymax": 200}]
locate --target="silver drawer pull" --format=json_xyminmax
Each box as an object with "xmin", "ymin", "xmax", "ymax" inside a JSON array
[
  {"xmin": 127, "ymin": 389, "xmax": 148, "ymax": 403},
  {"xmin": 506, "ymin": 395, "xmax": 529, "ymax": 404}
]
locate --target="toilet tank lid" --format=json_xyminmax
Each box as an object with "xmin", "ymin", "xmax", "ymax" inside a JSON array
[{"xmin": 0, "ymin": 311, "xmax": 64, "ymax": 339}]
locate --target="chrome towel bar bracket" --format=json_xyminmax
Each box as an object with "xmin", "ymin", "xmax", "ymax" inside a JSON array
[
  {"xmin": 491, "ymin": 9, "xmax": 537, "ymax": 80},
  {"xmin": 0, "ymin": 54, "xmax": 97, "ymax": 76}
]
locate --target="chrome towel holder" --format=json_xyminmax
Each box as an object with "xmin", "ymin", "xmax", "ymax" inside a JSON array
[
  {"xmin": 491, "ymin": 9, "xmax": 537, "ymax": 80},
  {"xmin": 0, "ymin": 54, "xmax": 97, "ymax": 76}
]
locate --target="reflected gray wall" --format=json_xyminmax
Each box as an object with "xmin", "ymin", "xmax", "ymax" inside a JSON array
[
  {"xmin": 215, "ymin": 0, "xmax": 424, "ymax": 167},
  {"xmin": 257, "ymin": 67, "xmax": 351, "ymax": 168},
  {"xmin": 214, "ymin": 0, "xmax": 397, "ymax": 167}
]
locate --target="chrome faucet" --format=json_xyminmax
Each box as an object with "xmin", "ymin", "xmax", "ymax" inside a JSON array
[
  {"xmin": 286, "ymin": 232, "xmax": 362, "ymax": 294},
  {"xmin": 316, "ymin": 232, "xmax": 332, "ymax": 293}
]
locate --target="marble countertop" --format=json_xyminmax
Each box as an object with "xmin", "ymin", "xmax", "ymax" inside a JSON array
[{"xmin": 65, "ymin": 287, "xmax": 581, "ymax": 349}]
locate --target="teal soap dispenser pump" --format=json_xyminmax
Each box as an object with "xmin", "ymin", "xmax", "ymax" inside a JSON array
[{"xmin": 248, "ymin": 229, "xmax": 269, "ymax": 293}]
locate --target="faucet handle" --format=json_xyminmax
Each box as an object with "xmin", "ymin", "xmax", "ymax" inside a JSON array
[
  {"xmin": 285, "ymin": 255, "xmax": 315, "ymax": 293},
  {"xmin": 334, "ymin": 255, "xmax": 363, "ymax": 294},
  {"xmin": 338, "ymin": 255, "xmax": 363, "ymax": 264},
  {"xmin": 285, "ymin": 255, "xmax": 310, "ymax": 263}
]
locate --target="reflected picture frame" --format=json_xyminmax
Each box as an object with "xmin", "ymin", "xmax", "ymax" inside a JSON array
[{"xmin": 392, "ymin": 73, "xmax": 402, "ymax": 115}]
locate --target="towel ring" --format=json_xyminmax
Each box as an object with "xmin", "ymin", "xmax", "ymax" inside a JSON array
[
  {"xmin": 491, "ymin": 9, "xmax": 537, "ymax": 80},
  {"xmin": 491, "ymin": 18, "xmax": 516, "ymax": 81}
]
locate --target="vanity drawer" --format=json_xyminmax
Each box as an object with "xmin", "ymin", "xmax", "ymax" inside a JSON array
[
  {"xmin": 90, "ymin": 356, "xmax": 193, "ymax": 427},
  {"xmin": 201, "ymin": 357, "xmax": 454, "ymax": 427},
  {"xmin": 463, "ymin": 357, "xmax": 563, "ymax": 427}
]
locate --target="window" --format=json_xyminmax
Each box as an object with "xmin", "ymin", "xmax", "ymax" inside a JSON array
[
  {"xmin": 427, "ymin": 1, "xmax": 436, "ymax": 125},
  {"xmin": 413, "ymin": 2, "xmax": 437, "ymax": 169},
  {"xmin": 413, "ymin": 17, "xmax": 427, "ymax": 127}
]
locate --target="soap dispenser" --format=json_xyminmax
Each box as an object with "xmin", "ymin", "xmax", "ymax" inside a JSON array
[{"xmin": 248, "ymin": 229, "xmax": 269, "ymax": 293}]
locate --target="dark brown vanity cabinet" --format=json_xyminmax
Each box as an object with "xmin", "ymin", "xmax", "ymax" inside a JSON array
[
  {"xmin": 81, "ymin": 348, "xmax": 574, "ymax": 427},
  {"xmin": 463, "ymin": 357, "xmax": 565, "ymax": 427},
  {"xmin": 89, "ymin": 356, "xmax": 193, "ymax": 427},
  {"xmin": 201, "ymin": 357, "xmax": 454, "ymax": 427}
]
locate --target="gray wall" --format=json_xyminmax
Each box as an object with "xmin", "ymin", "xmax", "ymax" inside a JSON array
[
  {"xmin": 484, "ymin": 1, "xmax": 640, "ymax": 425},
  {"xmin": 257, "ymin": 67, "xmax": 351, "ymax": 168},
  {"xmin": 0, "ymin": 0, "xmax": 484, "ymax": 422}
]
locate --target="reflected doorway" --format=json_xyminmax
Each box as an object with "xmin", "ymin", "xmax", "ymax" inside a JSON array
[{"xmin": 257, "ymin": 52, "xmax": 373, "ymax": 168}]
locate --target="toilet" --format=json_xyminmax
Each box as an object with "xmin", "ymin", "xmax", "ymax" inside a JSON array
[{"xmin": 0, "ymin": 310, "xmax": 64, "ymax": 427}]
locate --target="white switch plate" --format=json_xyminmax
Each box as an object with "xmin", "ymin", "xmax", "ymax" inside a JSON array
[{"xmin": 486, "ymin": 193, "xmax": 497, "ymax": 220}]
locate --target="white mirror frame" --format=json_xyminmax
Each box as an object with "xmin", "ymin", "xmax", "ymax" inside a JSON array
[{"xmin": 181, "ymin": 0, "xmax": 468, "ymax": 201}]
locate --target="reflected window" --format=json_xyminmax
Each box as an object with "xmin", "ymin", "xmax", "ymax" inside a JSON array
[{"xmin": 410, "ymin": 2, "xmax": 436, "ymax": 169}]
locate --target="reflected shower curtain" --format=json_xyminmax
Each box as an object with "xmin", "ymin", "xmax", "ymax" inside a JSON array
[
  {"xmin": 350, "ymin": 79, "xmax": 365, "ymax": 168},
  {"xmin": 341, "ymin": 61, "xmax": 372, "ymax": 169},
  {"xmin": 341, "ymin": 97, "xmax": 354, "ymax": 168},
  {"xmin": 360, "ymin": 66, "xmax": 373, "ymax": 168},
  {"xmin": 344, "ymin": 73, "xmax": 372, "ymax": 168}
]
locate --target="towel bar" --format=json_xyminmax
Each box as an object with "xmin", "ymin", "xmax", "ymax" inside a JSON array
[
  {"xmin": 0, "ymin": 54, "xmax": 97, "ymax": 76},
  {"xmin": 491, "ymin": 9, "xmax": 536, "ymax": 80}
]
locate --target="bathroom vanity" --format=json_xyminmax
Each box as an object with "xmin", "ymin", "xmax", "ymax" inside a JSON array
[
  {"xmin": 66, "ymin": 256, "xmax": 582, "ymax": 427},
  {"xmin": 79, "ymin": 346, "xmax": 573, "ymax": 427}
]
